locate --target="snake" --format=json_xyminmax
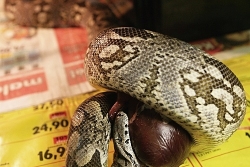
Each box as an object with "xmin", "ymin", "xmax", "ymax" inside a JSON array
[
  {"xmin": 3, "ymin": 1, "xmax": 247, "ymax": 167},
  {"xmin": 66, "ymin": 27, "xmax": 246, "ymax": 167}
]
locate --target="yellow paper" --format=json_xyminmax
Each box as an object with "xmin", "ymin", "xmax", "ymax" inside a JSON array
[{"xmin": 0, "ymin": 92, "xmax": 97, "ymax": 166}]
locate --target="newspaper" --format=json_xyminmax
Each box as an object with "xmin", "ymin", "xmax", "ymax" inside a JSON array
[{"xmin": 0, "ymin": 0, "xmax": 134, "ymax": 112}]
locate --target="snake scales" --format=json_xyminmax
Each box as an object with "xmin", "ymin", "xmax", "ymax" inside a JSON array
[{"xmin": 4, "ymin": 1, "xmax": 247, "ymax": 167}]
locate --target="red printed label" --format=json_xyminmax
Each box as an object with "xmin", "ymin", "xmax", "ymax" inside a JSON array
[
  {"xmin": 0, "ymin": 72, "xmax": 48, "ymax": 100},
  {"xmin": 54, "ymin": 28, "xmax": 88, "ymax": 64},
  {"xmin": 50, "ymin": 111, "xmax": 67, "ymax": 119},
  {"xmin": 65, "ymin": 63, "xmax": 86, "ymax": 85},
  {"xmin": 53, "ymin": 135, "xmax": 68, "ymax": 144}
]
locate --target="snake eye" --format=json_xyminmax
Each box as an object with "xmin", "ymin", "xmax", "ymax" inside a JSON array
[{"xmin": 128, "ymin": 107, "xmax": 193, "ymax": 167}]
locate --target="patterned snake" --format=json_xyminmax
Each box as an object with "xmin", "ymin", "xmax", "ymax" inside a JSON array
[{"xmin": 4, "ymin": 1, "xmax": 247, "ymax": 167}]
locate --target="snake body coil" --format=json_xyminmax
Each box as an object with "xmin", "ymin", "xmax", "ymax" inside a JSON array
[
  {"xmin": 67, "ymin": 92, "xmax": 115, "ymax": 166},
  {"xmin": 84, "ymin": 27, "xmax": 246, "ymax": 152}
]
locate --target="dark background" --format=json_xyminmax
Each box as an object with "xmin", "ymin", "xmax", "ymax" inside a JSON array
[{"xmin": 134, "ymin": 0, "xmax": 250, "ymax": 42}]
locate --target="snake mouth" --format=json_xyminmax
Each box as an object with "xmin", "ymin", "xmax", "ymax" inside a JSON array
[{"xmin": 109, "ymin": 91, "xmax": 193, "ymax": 167}]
